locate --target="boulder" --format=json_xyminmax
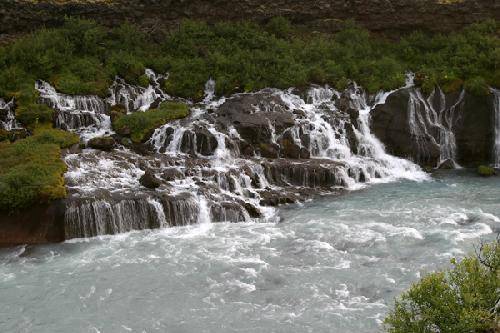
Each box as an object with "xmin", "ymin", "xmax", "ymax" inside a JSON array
[
  {"xmin": 139, "ymin": 170, "xmax": 161, "ymax": 189},
  {"xmin": 243, "ymin": 202, "xmax": 262, "ymax": 218},
  {"xmin": 88, "ymin": 136, "xmax": 115, "ymax": 151},
  {"xmin": 259, "ymin": 143, "xmax": 280, "ymax": 159},
  {"xmin": 195, "ymin": 127, "xmax": 218, "ymax": 156},
  {"xmin": 438, "ymin": 159, "xmax": 456, "ymax": 170},
  {"xmin": 161, "ymin": 168, "xmax": 185, "ymax": 181},
  {"xmin": 477, "ymin": 165, "xmax": 495, "ymax": 177}
]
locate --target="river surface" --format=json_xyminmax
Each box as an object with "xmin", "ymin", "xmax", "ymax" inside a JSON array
[{"xmin": 1, "ymin": 171, "xmax": 499, "ymax": 333}]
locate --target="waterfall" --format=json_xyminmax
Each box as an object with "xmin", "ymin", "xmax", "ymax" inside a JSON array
[
  {"xmin": 406, "ymin": 86, "xmax": 465, "ymax": 167},
  {"xmin": 57, "ymin": 73, "xmax": 429, "ymax": 239},
  {"xmin": 492, "ymin": 88, "xmax": 500, "ymax": 167},
  {"xmin": 108, "ymin": 69, "xmax": 170, "ymax": 113},
  {"xmin": 0, "ymin": 98, "xmax": 20, "ymax": 131},
  {"xmin": 35, "ymin": 80, "xmax": 112, "ymax": 141}
]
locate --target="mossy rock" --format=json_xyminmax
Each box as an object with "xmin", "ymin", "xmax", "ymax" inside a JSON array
[
  {"xmin": 113, "ymin": 101, "xmax": 189, "ymax": 143},
  {"xmin": 477, "ymin": 165, "xmax": 495, "ymax": 177}
]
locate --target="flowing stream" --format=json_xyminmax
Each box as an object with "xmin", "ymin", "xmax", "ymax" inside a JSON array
[{"xmin": 0, "ymin": 171, "xmax": 499, "ymax": 333}]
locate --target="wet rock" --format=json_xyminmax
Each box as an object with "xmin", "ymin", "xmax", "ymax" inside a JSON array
[
  {"xmin": 299, "ymin": 147, "xmax": 311, "ymax": 159},
  {"xmin": 211, "ymin": 202, "xmax": 247, "ymax": 222},
  {"xmin": 372, "ymin": 87, "xmax": 494, "ymax": 167},
  {"xmin": 243, "ymin": 202, "xmax": 262, "ymax": 218},
  {"xmin": 263, "ymin": 159, "xmax": 345, "ymax": 188},
  {"xmin": 259, "ymin": 143, "xmax": 280, "ymax": 159},
  {"xmin": 0, "ymin": 201, "xmax": 66, "ymax": 246},
  {"xmin": 161, "ymin": 168, "xmax": 185, "ymax": 181},
  {"xmin": 139, "ymin": 170, "xmax": 161, "ymax": 189},
  {"xmin": 438, "ymin": 159, "xmax": 455, "ymax": 169},
  {"xmin": 216, "ymin": 91, "xmax": 295, "ymax": 146},
  {"xmin": 180, "ymin": 130, "xmax": 196, "ymax": 155},
  {"xmin": 88, "ymin": 136, "xmax": 115, "ymax": 151},
  {"xmin": 195, "ymin": 127, "xmax": 218, "ymax": 156},
  {"xmin": 279, "ymin": 139, "xmax": 301, "ymax": 159},
  {"xmin": 259, "ymin": 190, "xmax": 300, "ymax": 206}
]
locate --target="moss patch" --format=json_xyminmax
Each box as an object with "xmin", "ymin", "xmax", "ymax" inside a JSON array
[
  {"xmin": 113, "ymin": 101, "xmax": 189, "ymax": 143},
  {"xmin": 0, "ymin": 127, "xmax": 79, "ymax": 212}
]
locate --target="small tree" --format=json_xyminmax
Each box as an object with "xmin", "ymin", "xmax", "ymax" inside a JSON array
[{"xmin": 385, "ymin": 237, "xmax": 499, "ymax": 333}]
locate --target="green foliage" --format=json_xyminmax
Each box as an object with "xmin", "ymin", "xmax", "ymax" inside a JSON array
[
  {"xmin": 0, "ymin": 17, "xmax": 498, "ymax": 106},
  {"xmin": 478, "ymin": 165, "xmax": 496, "ymax": 177},
  {"xmin": 0, "ymin": 126, "xmax": 78, "ymax": 211},
  {"xmin": 113, "ymin": 102, "xmax": 189, "ymax": 143},
  {"xmin": 30, "ymin": 126, "xmax": 80, "ymax": 148},
  {"xmin": 16, "ymin": 103, "xmax": 54, "ymax": 128},
  {"xmin": 385, "ymin": 240, "xmax": 500, "ymax": 333}
]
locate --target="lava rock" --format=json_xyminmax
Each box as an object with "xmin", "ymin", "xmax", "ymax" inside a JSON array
[
  {"xmin": 243, "ymin": 202, "xmax": 262, "ymax": 218},
  {"xmin": 438, "ymin": 159, "xmax": 456, "ymax": 169},
  {"xmin": 161, "ymin": 168, "xmax": 185, "ymax": 181},
  {"xmin": 139, "ymin": 170, "xmax": 161, "ymax": 189},
  {"xmin": 195, "ymin": 127, "xmax": 218, "ymax": 156},
  {"xmin": 88, "ymin": 136, "xmax": 115, "ymax": 151},
  {"xmin": 259, "ymin": 143, "xmax": 280, "ymax": 159}
]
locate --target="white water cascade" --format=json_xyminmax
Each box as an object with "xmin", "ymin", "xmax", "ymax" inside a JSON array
[
  {"xmin": 48, "ymin": 75, "xmax": 429, "ymax": 239},
  {"xmin": 35, "ymin": 80, "xmax": 112, "ymax": 141},
  {"xmin": 108, "ymin": 68, "xmax": 170, "ymax": 113},
  {"xmin": 492, "ymin": 88, "xmax": 500, "ymax": 167},
  {"xmin": 0, "ymin": 98, "xmax": 20, "ymax": 131},
  {"xmin": 407, "ymin": 85, "xmax": 465, "ymax": 167}
]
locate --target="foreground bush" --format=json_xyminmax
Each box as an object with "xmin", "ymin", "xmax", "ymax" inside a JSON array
[
  {"xmin": 385, "ymin": 239, "xmax": 499, "ymax": 333},
  {"xmin": 0, "ymin": 127, "xmax": 79, "ymax": 211},
  {"xmin": 113, "ymin": 102, "xmax": 189, "ymax": 143}
]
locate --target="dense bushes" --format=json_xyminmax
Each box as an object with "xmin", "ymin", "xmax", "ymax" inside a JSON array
[
  {"xmin": 0, "ymin": 127, "xmax": 79, "ymax": 211},
  {"xmin": 0, "ymin": 18, "xmax": 498, "ymax": 106},
  {"xmin": 385, "ymin": 240, "xmax": 499, "ymax": 333},
  {"xmin": 113, "ymin": 102, "xmax": 189, "ymax": 143}
]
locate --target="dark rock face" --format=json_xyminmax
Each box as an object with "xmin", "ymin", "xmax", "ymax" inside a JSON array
[
  {"xmin": 455, "ymin": 93, "xmax": 494, "ymax": 166},
  {"xmin": 1, "ymin": 0, "xmax": 498, "ymax": 44},
  {"xmin": 88, "ymin": 136, "xmax": 115, "ymax": 151},
  {"xmin": 139, "ymin": 170, "xmax": 161, "ymax": 189},
  {"xmin": 216, "ymin": 91, "xmax": 295, "ymax": 146},
  {"xmin": 0, "ymin": 201, "xmax": 66, "ymax": 247},
  {"xmin": 371, "ymin": 87, "xmax": 494, "ymax": 167}
]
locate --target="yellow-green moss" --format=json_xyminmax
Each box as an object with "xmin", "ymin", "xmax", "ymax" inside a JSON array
[
  {"xmin": 113, "ymin": 101, "xmax": 189, "ymax": 143},
  {"xmin": 0, "ymin": 126, "xmax": 78, "ymax": 212}
]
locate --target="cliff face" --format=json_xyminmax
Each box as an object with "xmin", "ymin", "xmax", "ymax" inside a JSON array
[
  {"xmin": 372, "ymin": 87, "xmax": 495, "ymax": 168},
  {"xmin": 1, "ymin": 0, "xmax": 499, "ymax": 41}
]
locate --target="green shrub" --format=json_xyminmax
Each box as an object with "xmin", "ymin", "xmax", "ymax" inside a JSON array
[
  {"xmin": 384, "ymin": 240, "xmax": 499, "ymax": 333},
  {"xmin": 0, "ymin": 139, "xmax": 68, "ymax": 212},
  {"xmin": 31, "ymin": 126, "xmax": 80, "ymax": 148},
  {"xmin": 113, "ymin": 101, "xmax": 189, "ymax": 143},
  {"xmin": 0, "ymin": 17, "xmax": 498, "ymax": 105},
  {"xmin": 16, "ymin": 103, "xmax": 54, "ymax": 128}
]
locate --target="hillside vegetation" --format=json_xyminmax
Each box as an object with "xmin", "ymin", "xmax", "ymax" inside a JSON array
[{"xmin": 0, "ymin": 18, "xmax": 498, "ymax": 111}]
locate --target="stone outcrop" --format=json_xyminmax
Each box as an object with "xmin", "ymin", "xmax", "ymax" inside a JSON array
[
  {"xmin": 1, "ymin": 0, "xmax": 498, "ymax": 44},
  {"xmin": 372, "ymin": 87, "xmax": 494, "ymax": 167},
  {"xmin": 0, "ymin": 201, "xmax": 66, "ymax": 247}
]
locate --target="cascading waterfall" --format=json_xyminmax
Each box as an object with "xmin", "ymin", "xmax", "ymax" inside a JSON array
[
  {"xmin": 406, "ymin": 82, "xmax": 465, "ymax": 167},
  {"xmin": 35, "ymin": 80, "xmax": 112, "ymax": 141},
  {"xmin": 108, "ymin": 69, "xmax": 170, "ymax": 113},
  {"xmin": 31, "ymin": 71, "xmax": 429, "ymax": 239},
  {"xmin": 491, "ymin": 88, "xmax": 500, "ymax": 167},
  {"xmin": 0, "ymin": 98, "xmax": 20, "ymax": 131}
]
